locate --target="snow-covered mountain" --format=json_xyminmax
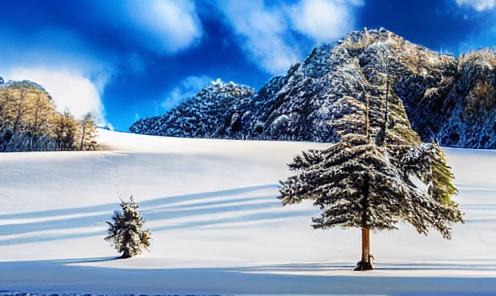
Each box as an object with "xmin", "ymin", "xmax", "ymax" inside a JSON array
[{"xmin": 130, "ymin": 28, "xmax": 496, "ymax": 148}]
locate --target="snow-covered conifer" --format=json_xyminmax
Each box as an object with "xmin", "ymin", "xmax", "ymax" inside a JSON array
[
  {"xmin": 279, "ymin": 134, "xmax": 464, "ymax": 270},
  {"xmin": 105, "ymin": 196, "xmax": 152, "ymax": 258},
  {"xmin": 280, "ymin": 85, "xmax": 464, "ymax": 270}
]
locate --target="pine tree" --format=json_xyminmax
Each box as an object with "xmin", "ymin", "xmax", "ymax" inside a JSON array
[
  {"xmin": 279, "ymin": 134, "xmax": 464, "ymax": 270},
  {"xmin": 105, "ymin": 196, "xmax": 152, "ymax": 258},
  {"xmin": 279, "ymin": 83, "xmax": 464, "ymax": 271}
]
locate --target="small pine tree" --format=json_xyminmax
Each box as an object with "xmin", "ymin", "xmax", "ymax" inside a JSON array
[{"xmin": 105, "ymin": 196, "xmax": 152, "ymax": 258}]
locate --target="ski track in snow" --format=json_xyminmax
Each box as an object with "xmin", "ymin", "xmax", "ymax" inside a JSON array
[{"xmin": 0, "ymin": 130, "xmax": 495, "ymax": 295}]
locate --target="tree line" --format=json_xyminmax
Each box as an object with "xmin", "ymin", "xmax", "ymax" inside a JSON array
[{"xmin": 0, "ymin": 78, "xmax": 98, "ymax": 152}]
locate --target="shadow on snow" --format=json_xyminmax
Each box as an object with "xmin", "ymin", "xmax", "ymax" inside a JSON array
[
  {"xmin": 0, "ymin": 185, "xmax": 317, "ymax": 245},
  {"xmin": 0, "ymin": 259, "xmax": 495, "ymax": 295}
]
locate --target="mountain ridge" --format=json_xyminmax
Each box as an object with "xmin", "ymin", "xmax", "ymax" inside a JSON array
[{"xmin": 130, "ymin": 28, "xmax": 496, "ymax": 149}]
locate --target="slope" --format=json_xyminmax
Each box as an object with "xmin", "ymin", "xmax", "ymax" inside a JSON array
[{"xmin": 0, "ymin": 130, "xmax": 495, "ymax": 295}]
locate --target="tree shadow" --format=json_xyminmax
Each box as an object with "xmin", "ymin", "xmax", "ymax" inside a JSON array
[
  {"xmin": 0, "ymin": 184, "xmax": 307, "ymax": 245},
  {"xmin": 57, "ymin": 256, "xmax": 121, "ymax": 264},
  {"xmin": 374, "ymin": 261, "xmax": 496, "ymax": 271},
  {"xmin": 232, "ymin": 261, "xmax": 496, "ymax": 274},
  {"xmin": 0, "ymin": 185, "xmax": 278, "ymax": 220}
]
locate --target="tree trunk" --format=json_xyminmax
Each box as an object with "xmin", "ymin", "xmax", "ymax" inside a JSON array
[
  {"xmin": 121, "ymin": 249, "xmax": 131, "ymax": 259},
  {"xmin": 365, "ymin": 92, "xmax": 370, "ymax": 142},
  {"xmin": 354, "ymin": 228, "xmax": 374, "ymax": 271},
  {"xmin": 79, "ymin": 124, "xmax": 86, "ymax": 151}
]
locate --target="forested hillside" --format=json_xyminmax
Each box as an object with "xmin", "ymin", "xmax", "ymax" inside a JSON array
[{"xmin": 0, "ymin": 78, "xmax": 98, "ymax": 152}]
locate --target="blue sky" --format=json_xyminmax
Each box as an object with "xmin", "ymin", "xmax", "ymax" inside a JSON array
[{"xmin": 1, "ymin": 0, "xmax": 495, "ymax": 131}]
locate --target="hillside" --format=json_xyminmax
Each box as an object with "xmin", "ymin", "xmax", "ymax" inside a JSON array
[
  {"xmin": 130, "ymin": 28, "xmax": 496, "ymax": 149},
  {"xmin": 0, "ymin": 130, "xmax": 495, "ymax": 294}
]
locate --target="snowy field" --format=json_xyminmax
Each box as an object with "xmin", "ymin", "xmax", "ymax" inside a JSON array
[{"xmin": 0, "ymin": 129, "xmax": 495, "ymax": 295}]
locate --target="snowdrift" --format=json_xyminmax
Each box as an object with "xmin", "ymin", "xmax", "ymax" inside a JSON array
[{"xmin": 0, "ymin": 129, "xmax": 495, "ymax": 295}]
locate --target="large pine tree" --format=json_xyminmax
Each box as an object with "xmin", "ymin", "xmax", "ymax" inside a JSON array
[
  {"xmin": 279, "ymin": 134, "xmax": 464, "ymax": 270},
  {"xmin": 105, "ymin": 196, "xmax": 152, "ymax": 258},
  {"xmin": 279, "ymin": 60, "xmax": 464, "ymax": 270}
]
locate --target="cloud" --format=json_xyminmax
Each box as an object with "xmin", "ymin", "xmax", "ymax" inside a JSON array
[
  {"xmin": 0, "ymin": 28, "xmax": 111, "ymax": 125},
  {"xmin": 0, "ymin": 23, "xmax": 138, "ymax": 127},
  {"xmin": 216, "ymin": 0, "xmax": 361, "ymax": 75},
  {"xmin": 216, "ymin": 0, "xmax": 303, "ymax": 75},
  {"xmin": 120, "ymin": 0, "xmax": 203, "ymax": 54},
  {"xmin": 5, "ymin": 68, "xmax": 106, "ymax": 124},
  {"xmin": 290, "ymin": 0, "xmax": 362, "ymax": 43},
  {"xmin": 0, "ymin": 1, "xmax": 206, "ymax": 131},
  {"xmin": 455, "ymin": 0, "xmax": 496, "ymax": 10},
  {"xmin": 162, "ymin": 75, "xmax": 214, "ymax": 111}
]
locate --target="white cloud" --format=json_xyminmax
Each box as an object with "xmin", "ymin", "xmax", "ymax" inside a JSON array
[
  {"xmin": 5, "ymin": 68, "xmax": 106, "ymax": 125},
  {"xmin": 0, "ymin": 27, "xmax": 118, "ymax": 126},
  {"xmin": 216, "ymin": 0, "xmax": 361, "ymax": 75},
  {"xmin": 216, "ymin": 0, "xmax": 302, "ymax": 75},
  {"xmin": 0, "ymin": 1, "xmax": 205, "ymax": 131},
  {"xmin": 455, "ymin": 0, "xmax": 496, "ymax": 10},
  {"xmin": 290, "ymin": 0, "xmax": 360, "ymax": 43},
  {"xmin": 124, "ymin": 0, "xmax": 203, "ymax": 54},
  {"xmin": 162, "ymin": 75, "xmax": 214, "ymax": 111}
]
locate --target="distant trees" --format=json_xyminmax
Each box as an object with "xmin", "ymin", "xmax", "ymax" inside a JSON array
[
  {"xmin": 79, "ymin": 113, "xmax": 98, "ymax": 151},
  {"xmin": 105, "ymin": 196, "xmax": 152, "ymax": 258},
  {"xmin": 0, "ymin": 80, "xmax": 57, "ymax": 151},
  {"xmin": 0, "ymin": 79, "xmax": 98, "ymax": 152},
  {"xmin": 28, "ymin": 85, "xmax": 56, "ymax": 137},
  {"xmin": 54, "ymin": 110, "xmax": 78, "ymax": 151}
]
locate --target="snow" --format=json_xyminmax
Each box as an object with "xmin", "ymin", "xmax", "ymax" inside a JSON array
[{"xmin": 0, "ymin": 129, "xmax": 495, "ymax": 295}]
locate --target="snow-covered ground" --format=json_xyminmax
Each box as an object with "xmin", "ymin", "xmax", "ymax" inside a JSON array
[{"xmin": 0, "ymin": 129, "xmax": 495, "ymax": 295}]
